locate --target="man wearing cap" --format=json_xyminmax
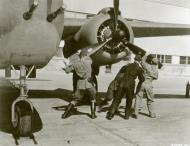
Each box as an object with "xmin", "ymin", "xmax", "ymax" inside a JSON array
[
  {"xmin": 62, "ymin": 49, "xmax": 97, "ymax": 119},
  {"xmin": 106, "ymin": 55, "xmax": 144, "ymax": 120},
  {"xmin": 134, "ymin": 53, "xmax": 159, "ymax": 118}
]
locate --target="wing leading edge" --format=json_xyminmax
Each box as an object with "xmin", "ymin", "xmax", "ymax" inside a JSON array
[
  {"xmin": 128, "ymin": 19, "xmax": 190, "ymax": 37},
  {"xmin": 62, "ymin": 17, "xmax": 190, "ymax": 39}
]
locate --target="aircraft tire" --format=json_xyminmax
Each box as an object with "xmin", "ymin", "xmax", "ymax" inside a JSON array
[{"xmin": 13, "ymin": 105, "xmax": 32, "ymax": 137}]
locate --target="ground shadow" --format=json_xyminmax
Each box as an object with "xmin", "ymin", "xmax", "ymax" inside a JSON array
[
  {"xmin": 0, "ymin": 78, "xmax": 42, "ymax": 134},
  {"xmin": 29, "ymin": 89, "xmax": 107, "ymax": 105},
  {"xmin": 29, "ymin": 88, "xmax": 73, "ymax": 102},
  {"xmin": 53, "ymin": 106, "xmax": 89, "ymax": 118},
  {"xmin": 139, "ymin": 112, "xmax": 150, "ymax": 117},
  {"xmin": 97, "ymin": 106, "xmax": 109, "ymax": 113},
  {"xmin": 155, "ymin": 94, "xmax": 187, "ymax": 98}
]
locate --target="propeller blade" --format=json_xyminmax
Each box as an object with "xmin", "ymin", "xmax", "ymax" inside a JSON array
[
  {"xmin": 125, "ymin": 42, "xmax": 146, "ymax": 56},
  {"xmin": 87, "ymin": 38, "xmax": 112, "ymax": 56},
  {"xmin": 113, "ymin": 0, "xmax": 119, "ymax": 32}
]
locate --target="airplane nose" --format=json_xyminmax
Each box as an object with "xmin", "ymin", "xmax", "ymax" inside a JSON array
[{"xmin": 4, "ymin": 19, "xmax": 60, "ymax": 66}]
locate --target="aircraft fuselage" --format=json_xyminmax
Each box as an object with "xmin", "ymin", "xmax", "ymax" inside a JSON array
[{"xmin": 0, "ymin": 0, "xmax": 64, "ymax": 69}]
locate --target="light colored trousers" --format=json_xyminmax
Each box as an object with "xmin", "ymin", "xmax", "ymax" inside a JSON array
[{"xmin": 134, "ymin": 79, "xmax": 155, "ymax": 116}]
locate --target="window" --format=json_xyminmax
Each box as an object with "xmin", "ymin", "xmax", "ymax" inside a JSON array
[
  {"xmin": 180, "ymin": 56, "xmax": 186, "ymax": 64},
  {"xmin": 155, "ymin": 54, "xmax": 172, "ymax": 64},
  {"xmin": 165, "ymin": 55, "xmax": 172, "ymax": 63},
  {"xmin": 180, "ymin": 56, "xmax": 190, "ymax": 65},
  {"xmin": 157, "ymin": 55, "xmax": 163, "ymax": 63},
  {"xmin": 188, "ymin": 57, "xmax": 190, "ymax": 65}
]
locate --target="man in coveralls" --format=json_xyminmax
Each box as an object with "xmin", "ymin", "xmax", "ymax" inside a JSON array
[
  {"xmin": 99, "ymin": 63, "xmax": 131, "ymax": 109},
  {"xmin": 106, "ymin": 55, "xmax": 144, "ymax": 120},
  {"xmin": 62, "ymin": 49, "xmax": 97, "ymax": 119},
  {"xmin": 134, "ymin": 53, "xmax": 159, "ymax": 118}
]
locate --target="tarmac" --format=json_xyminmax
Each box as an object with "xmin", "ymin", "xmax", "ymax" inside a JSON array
[{"xmin": 0, "ymin": 75, "xmax": 190, "ymax": 146}]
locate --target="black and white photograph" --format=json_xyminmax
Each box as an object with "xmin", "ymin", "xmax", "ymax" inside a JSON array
[{"xmin": 0, "ymin": 0, "xmax": 190, "ymax": 146}]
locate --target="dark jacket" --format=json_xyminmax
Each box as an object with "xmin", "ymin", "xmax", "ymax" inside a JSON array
[{"xmin": 119, "ymin": 62, "xmax": 144, "ymax": 89}]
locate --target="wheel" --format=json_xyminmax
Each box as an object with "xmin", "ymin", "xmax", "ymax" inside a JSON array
[{"xmin": 12, "ymin": 104, "xmax": 32, "ymax": 137}]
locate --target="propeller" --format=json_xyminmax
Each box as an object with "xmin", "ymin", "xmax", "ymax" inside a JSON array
[
  {"xmin": 123, "ymin": 41, "xmax": 146, "ymax": 57},
  {"xmin": 112, "ymin": 0, "xmax": 147, "ymax": 56},
  {"xmin": 62, "ymin": 0, "xmax": 147, "ymax": 61},
  {"xmin": 113, "ymin": 0, "xmax": 119, "ymax": 33},
  {"xmin": 124, "ymin": 41, "xmax": 163, "ymax": 68},
  {"xmin": 87, "ymin": 38, "xmax": 112, "ymax": 56}
]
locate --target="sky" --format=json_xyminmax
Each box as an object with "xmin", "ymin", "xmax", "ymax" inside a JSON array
[
  {"xmin": 64, "ymin": 0, "xmax": 190, "ymax": 24},
  {"xmin": 63, "ymin": 0, "xmax": 190, "ymax": 56}
]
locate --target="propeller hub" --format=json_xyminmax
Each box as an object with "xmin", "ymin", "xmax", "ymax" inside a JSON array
[
  {"xmin": 113, "ymin": 29, "xmax": 126, "ymax": 40},
  {"xmin": 97, "ymin": 19, "xmax": 130, "ymax": 54},
  {"xmin": 118, "ymin": 30, "xmax": 125, "ymax": 38}
]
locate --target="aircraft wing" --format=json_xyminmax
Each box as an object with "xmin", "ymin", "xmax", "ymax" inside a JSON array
[
  {"xmin": 62, "ymin": 17, "xmax": 190, "ymax": 39},
  {"xmin": 128, "ymin": 19, "xmax": 190, "ymax": 37},
  {"xmin": 62, "ymin": 18, "xmax": 86, "ymax": 39}
]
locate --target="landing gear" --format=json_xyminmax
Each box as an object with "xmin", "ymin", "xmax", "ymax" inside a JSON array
[
  {"xmin": 26, "ymin": 66, "xmax": 36, "ymax": 78},
  {"xmin": 11, "ymin": 65, "xmax": 37, "ymax": 145}
]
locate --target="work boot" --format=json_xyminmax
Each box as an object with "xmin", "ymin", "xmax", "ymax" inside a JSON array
[
  {"xmin": 61, "ymin": 103, "xmax": 74, "ymax": 119},
  {"xmin": 91, "ymin": 102, "xmax": 97, "ymax": 119},
  {"xmin": 133, "ymin": 114, "xmax": 138, "ymax": 119},
  {"xmin": 124, "ymin": 114, "xmax": 130, "ymax": 119},
  {"xmin": 124, "ymin": 110, "xmax": 130, "ymax": 120},
  {"xmin": 106, "ymin": 112, "xmax": 114, "ymax": 120}
]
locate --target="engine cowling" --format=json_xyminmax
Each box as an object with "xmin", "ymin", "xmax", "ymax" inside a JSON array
[{"xmin": 74, "ymin": 7, "xmax": 134, "ymax": 65}]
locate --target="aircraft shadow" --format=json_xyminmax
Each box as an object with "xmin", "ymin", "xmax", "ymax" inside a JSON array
[
  {"xmin": 28, "ymin": 88, "xmax": 186, "ymax": 106},
  {"xmin": 29, "ymin": 89, "xmax": 107, "ymax": 105},
  {"xmin": 29, "ymin": 89, "xmax": 108, "ymax": 118},
  {"xmin": 53, "ymin": 106, "xmax": 90, "ymax": 118},
  {"xmin": 29, "ymin": 88, "xmax": 73, "ymax": 102},
  {"xmin": 0, "ymin": 84, "xmax": 107, "ymax": 134},
  {"xmin": 0, "ymin": 84, "xmax": 42, "ymax": 134},
  {"xmin": 155, "ymin": 94, "xmax": 186, "ymax": 98}
]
